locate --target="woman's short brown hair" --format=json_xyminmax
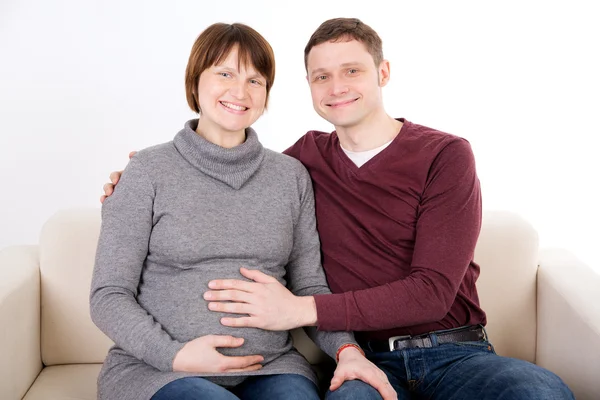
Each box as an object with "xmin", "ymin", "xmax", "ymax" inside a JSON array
[
  {"xmin": 304, "ymin": 18, "xmax": 383, "ymax": 70},
  {"xmin": 185, "ymin": 23, "xmax": 275, "ymax": 113}
]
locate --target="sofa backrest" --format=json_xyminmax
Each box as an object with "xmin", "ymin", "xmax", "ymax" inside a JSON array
[
  {"xmin": 39, "ymin": 209, "xmax": 111, "ymax": 366},
  {"xmin": 38, "ymin": 208, "xmax": 538, "ymax": 366},
  {"xmin": 474, "ymin": 210, "xmax": 538, "ymax": 363}
]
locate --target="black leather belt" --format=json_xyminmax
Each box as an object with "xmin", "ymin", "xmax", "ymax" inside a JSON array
[{"xmin": 361, "ymin": 325, "xmax": 486, "ymax": 352}]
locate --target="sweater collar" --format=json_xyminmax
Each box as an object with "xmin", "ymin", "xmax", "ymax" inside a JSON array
[{"xmin": 173, "ymin": 119, "xmax": 265, "ymax": 190}]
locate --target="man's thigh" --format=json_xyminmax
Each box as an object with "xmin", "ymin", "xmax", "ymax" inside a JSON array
[
  {"xmin": 428, "ymin": 344, "xmax": 574, "ymax": 400},
  {"xmin": 234, "ymin": 373, "xmax": 320, "ymax": 400}
]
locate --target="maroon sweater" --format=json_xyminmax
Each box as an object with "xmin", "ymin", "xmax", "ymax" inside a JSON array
[{"xmin": 284, "ymin": 119, "xmax": 486, "ymax": 341}]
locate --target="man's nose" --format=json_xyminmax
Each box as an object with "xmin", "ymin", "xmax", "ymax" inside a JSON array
[{"xmin": 329, "ymin": 77, "xmax": 349, "ymax": 96}]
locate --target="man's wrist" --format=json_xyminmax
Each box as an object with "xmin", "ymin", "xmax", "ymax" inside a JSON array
[
  {"xmin": 298, "ymin": 296, "xmax": 318, "ymax": 327},
  {"xmin": 336, "ymin": 343, "xmax": 365, "ymax": 362}
]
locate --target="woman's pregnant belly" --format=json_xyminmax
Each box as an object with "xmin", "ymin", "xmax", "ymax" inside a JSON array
[{"xmin": 136, "ymin": 262, "xmax": 291, "ymax": 363}]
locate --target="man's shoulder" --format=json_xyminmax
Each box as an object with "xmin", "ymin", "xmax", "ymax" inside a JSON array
[
  {"xmin": 283, "ymin": 130, "xmax": 332, "ymax": 160},
  {"xmin": 404, "ymin": 120, "xmax": 465, "ymax": 145},
  {"xmin": 402, "ymin": 120, "xmax": 472, "ymax": 158}
]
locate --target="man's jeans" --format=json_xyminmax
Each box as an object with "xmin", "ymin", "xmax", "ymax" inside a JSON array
[
  {"xmin": 150, "ymin": 373, "xmax": 381, "ymax": 400},
  {"xmin": 365, "ymin": 335, "xmax": 574, "ymax": 400}
]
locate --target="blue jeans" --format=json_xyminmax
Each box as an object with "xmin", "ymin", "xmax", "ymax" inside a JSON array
[
  {"xmin": 151, "ymin": 373, "xmax": 383, "ymax": 400},
  {"xmin": 325, "ymin": 380, "xmax": 383, "ymax": 399},
  {"xmin": 365, "ymin": 331, "xmax": 574, "ymax": 399},
  {"xmin": 151, "ymin": 373, "xmax": 319, "ymax": 400}
]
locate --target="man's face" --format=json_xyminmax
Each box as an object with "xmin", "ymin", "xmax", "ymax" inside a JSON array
[{"xmin": 306, "ymin": 39, "xmax": 389, "ymax": 129}]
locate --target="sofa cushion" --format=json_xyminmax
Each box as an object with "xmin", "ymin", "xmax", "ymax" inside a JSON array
[{"xmin": 23, "ymin": 364, "xmax": 102, "ymax": 400}]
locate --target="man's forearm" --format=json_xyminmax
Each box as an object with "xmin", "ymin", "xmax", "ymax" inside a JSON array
[{"xmin": 297, "ymin": 295, "xmax": 318, "ymax": 327}]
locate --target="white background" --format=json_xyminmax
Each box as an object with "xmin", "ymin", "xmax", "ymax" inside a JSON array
[{"xmin": 1, "ymin": 0, "xmax": 598, "ymax": 272}]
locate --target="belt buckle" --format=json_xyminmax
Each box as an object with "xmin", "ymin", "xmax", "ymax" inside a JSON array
[{"xmin": 388, "ymin": 335, "xmax": 411, "ymax": 351}]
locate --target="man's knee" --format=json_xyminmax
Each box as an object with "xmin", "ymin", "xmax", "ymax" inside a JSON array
[{"xmin": 325, "ymin": 380, "xmax": 383, "ymax": 400}]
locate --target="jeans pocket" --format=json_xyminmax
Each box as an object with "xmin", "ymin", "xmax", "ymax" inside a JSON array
[{"xmin": 450, "ymin": 340, "xmax": 496, "ymax": 354}]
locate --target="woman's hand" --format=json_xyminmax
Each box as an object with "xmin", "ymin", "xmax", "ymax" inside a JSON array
[{"xmin": 172, "ymin": 335, "xmax": 264, "ymax": 373}]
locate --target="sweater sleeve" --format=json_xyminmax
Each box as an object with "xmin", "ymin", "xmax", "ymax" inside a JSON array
[
  {"xmin": 284, "ymin": 164, "xmax": 358, "ymax": 359},
  {"xmin": 314, "ymin": 139, "xmax": 482, "ymax": 331},
  {"xmin": 90, "ymin": 156, "xmax": 185, "ymax": 371}
]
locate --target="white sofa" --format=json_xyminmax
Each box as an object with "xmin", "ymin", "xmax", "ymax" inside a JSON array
[{"xmin": 1, "ymin": 208, "xmax": 599, "ymax": 399}]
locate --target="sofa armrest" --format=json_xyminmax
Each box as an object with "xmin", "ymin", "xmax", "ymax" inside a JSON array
[
  {"xmin": 0, "ymin": 245, "xmax": 43, "ymax": 400},
  {"xmin": 537, "ymin": 248, "xmax": 600, "ymax": 400}
]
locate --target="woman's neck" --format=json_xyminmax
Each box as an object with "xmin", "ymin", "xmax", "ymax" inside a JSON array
[{"xmin": 195, "ymin": 118, "xmax": 246, "ymax": 148}]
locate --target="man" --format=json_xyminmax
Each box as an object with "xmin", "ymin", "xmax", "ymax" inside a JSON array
[{"xmin": 103, "ymin": 18, "xmax": 573, "ymax": 399}]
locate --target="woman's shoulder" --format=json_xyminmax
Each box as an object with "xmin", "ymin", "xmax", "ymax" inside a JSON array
[
  {"xmin": 264, "ymin": 149, "xmax": 310, "ymax": 178},
  {"xmin": 130, "ymin": 141, "xmax": 179, "ymax": 167}
]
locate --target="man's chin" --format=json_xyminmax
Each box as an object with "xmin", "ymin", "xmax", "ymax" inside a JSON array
[{"xmin": 327, "ymin": 117, "xmax": 358, "ymax": 130}]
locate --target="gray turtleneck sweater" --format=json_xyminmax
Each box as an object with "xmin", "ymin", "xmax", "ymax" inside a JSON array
[{"xmin": 90, "ymin": 119, "xmax": 357, "ymax": 400}]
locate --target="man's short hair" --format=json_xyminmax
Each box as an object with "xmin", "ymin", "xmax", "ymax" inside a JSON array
[{"xmin": 304, "ymin": 18, "xmax": 384, "ymax": 70}]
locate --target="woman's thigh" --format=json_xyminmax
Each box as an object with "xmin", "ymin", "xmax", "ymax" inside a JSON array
[
  {"xmin": 151, "ymin": 377, "xmax": 240, "ymax": 400},
  {"xmin": 234, "ymin": 374, "xmax": 320, "ymax": 400}
]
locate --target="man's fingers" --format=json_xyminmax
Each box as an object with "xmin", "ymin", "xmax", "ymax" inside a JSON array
[
  {"xmin": 103, "ymin": 183, "xmax": 114, "ymax": 196},
  {"xmin": 204, "ymin": 289, "xmax": 250, "ymax": 303},
  {"xmin": 239, "ymin": 267, "xmax": 277, "ymax": 283},
  {"xmin": 100, "ymin": 195, "xmax": 107, "ymax": 204},
  {"xmin": 208, "ymin": 278, "xmax": 256, "ymax": 292},
  {"xmin": 359, "ymin": 372, "xmax": 397, "ymax": 400},
  {"xmin": 372, "ymin": 380, "xmax": 397, "ymax": 400},
  {"xmin": 220, "ymin": 316, "xmax": 257, "ymax": 328},
  {"xmin": 109, "ymin": 171, "xmax": 121, "ymax": 185},
  {"xmin": 208, "ymin": 301, "xmax": 252, "ymax": 315},
  {"xmin": 329, "ymin": 376, "xmax": 346, "ymax": 391},
  {"xmin": 128, "ymin": 151, "xmax": 137, "ymax": 159}
]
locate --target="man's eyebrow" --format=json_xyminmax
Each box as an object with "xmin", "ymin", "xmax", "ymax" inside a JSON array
[
  {"xmin": 310, "ymin": 62, "xmax": 366, "ymax": 76},
  {"xmin": 309, "ymin": 68, "xmax": 327, "ymax": 77}
]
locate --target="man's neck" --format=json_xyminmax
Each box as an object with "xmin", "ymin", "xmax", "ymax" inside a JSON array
[{"xmin": 335, "ymin": 112, "xmax": 403, "ymax": 152}]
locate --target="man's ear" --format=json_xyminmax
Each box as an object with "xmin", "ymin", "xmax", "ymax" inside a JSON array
[{"xmin": 378, "ymin": 60, "xmax": 391, "ymax": 87}]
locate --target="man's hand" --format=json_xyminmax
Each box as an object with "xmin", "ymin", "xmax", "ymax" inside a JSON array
[
  {"xmin": 331, "ymin": 347, "xmax": 397, "ymax": 400},
  {"xmin": 204, "ymin": 267, "xmax": 317, "ymax": 331},
  {"xmin": 173, "ymin": 335, "xmax": 264, "ymax": 373},
  {"xmin": 99, "ymin": 151, "xmax": 137, "ymax": 203}
]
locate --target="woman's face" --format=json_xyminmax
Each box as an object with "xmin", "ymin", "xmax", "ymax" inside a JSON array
[{"xmin": 195, "ymin": 46, "xmax": 267, "ymax": 137}]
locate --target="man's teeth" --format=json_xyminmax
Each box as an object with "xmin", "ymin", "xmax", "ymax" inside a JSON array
[{"xmin": 221, "ymin": 102, "xmax": 247, "ymax": 111}]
